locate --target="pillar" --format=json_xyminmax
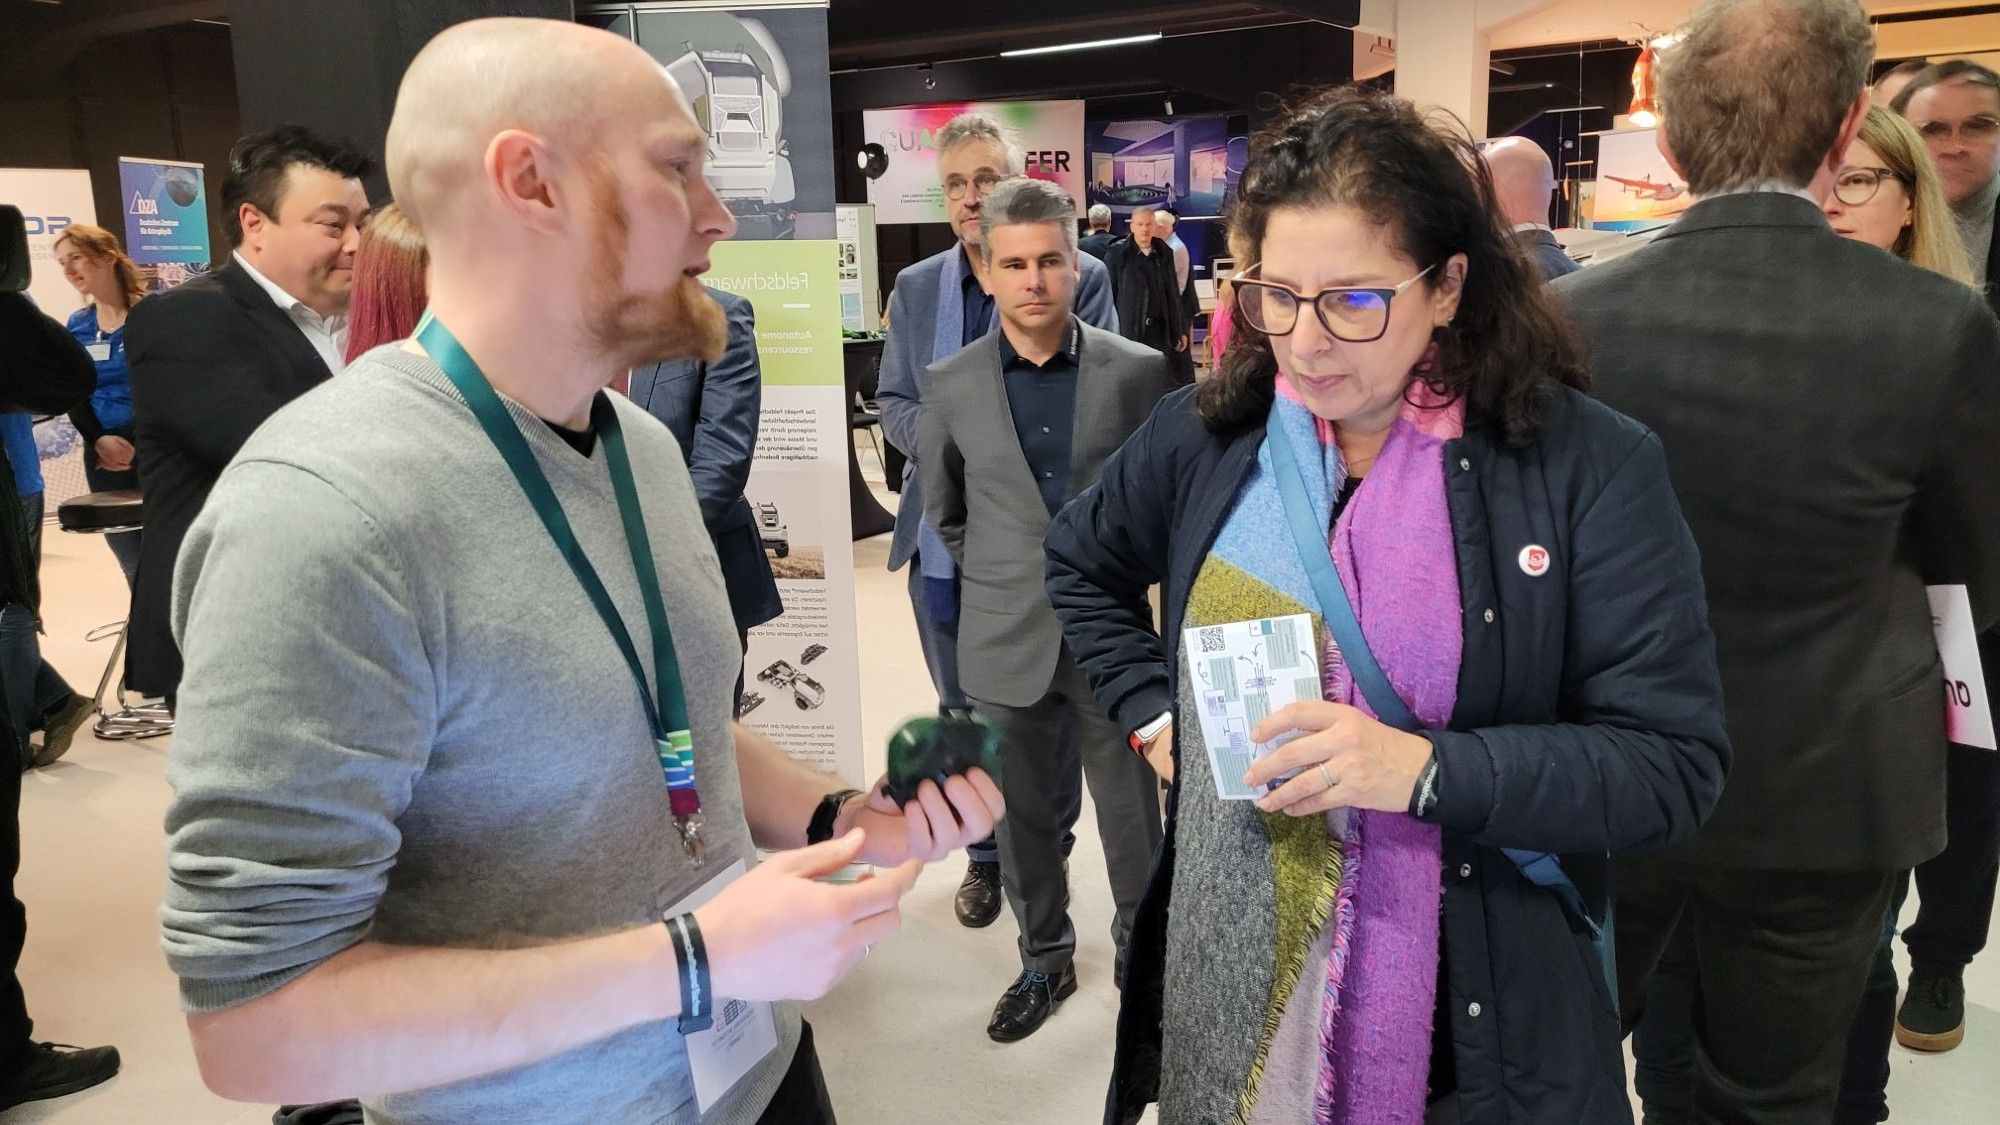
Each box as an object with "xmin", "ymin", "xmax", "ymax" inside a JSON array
[{"xmin": 1393, "ymin": 0, "xmax": 1492, "ymax": 138}]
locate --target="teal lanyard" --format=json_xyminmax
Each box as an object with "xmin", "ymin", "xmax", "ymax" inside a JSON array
[{"xmin": 414, "ymin": 313, "xmax": 705, "ymax": 858}]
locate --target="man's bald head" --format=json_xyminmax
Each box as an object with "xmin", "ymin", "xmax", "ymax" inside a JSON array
[
  {"xmin": 386, "ymin": 18, "xmax": 683, "ymax": 243},
  {"xmin": 1481, "ymin": 137, "xmax": 1557, "ymax": 228}
]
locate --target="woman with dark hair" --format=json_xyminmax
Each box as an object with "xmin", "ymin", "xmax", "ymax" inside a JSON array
[
  {"xmin": 344, "ymin": 202, "xmax": 428, "ymax": 362},
  {"xmin": 1045, "ymin": 86, "xmax": 1729, "ymax": 1124},
  {"xmin": 54, "ymin": 223, "xmax": 148, "ymax": 586}
]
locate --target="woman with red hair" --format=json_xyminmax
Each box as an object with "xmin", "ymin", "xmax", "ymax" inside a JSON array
[{"xmin": 344, "ymin": 202, "xmax": 428, "ymax": 362}]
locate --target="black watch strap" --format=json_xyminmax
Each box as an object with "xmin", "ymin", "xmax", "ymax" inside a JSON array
[
  {"xmin": 1409, "ymin": 748, "xmax": 1441, "ymax": 819},
  {"xmin": 808, "ymin": 788, "xmax": 864, "ymax": 845}
]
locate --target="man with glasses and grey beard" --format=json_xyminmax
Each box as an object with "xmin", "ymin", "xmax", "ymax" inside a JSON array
[
  {"xmin": 1555, "ymin": 2, "xmax": 2000, "ymax": 1121},
  {"xmin": 875, "ymin": 113, "xmax": 1118, "ymax": 934}
]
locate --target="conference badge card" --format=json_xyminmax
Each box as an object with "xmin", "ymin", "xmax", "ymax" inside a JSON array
[{"xmin": 1183, "ymin": 613, "xmax": 1324, "ymax": 800}]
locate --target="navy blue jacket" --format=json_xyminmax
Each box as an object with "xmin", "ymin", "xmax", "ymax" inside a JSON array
[
  {"xmin": 1044, "ymin": 384, "xmax": 1730, "ymax": 1125},
  {"xmin": 628, "ymin": 287, "xmax": 781, "ymax": 636}
]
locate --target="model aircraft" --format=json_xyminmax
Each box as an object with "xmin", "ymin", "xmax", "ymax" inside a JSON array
[{"xmin": 1606, "ymin": 174, "xmax": 1686, "ymax": 201}]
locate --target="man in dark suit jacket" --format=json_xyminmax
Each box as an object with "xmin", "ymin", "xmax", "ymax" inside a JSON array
[
  {"xmin": 921, "ymin": 179, "xmax": 1172, "ymax": 1044},
  {"xmin": 627, "ymin": 285, "xmax": 781, "ymax": 693},
  {"xmin": 1482, "ymin": 136, "xmax": 1579, "ymax": 281},
  {"xmin": 1102, "ymin": 207, "xmax": 1197, "ymax": 383},
  {"xmin": 1555, "ymin": 4, "xmax": 2000, "ymax": 1120},
  {"xmin": 125, "ymin": 127, "xmax": 372, "ymax": 700},
  {"xmin": 875, "ymin": 112, "xmax": 1120, "ymax": 931}
]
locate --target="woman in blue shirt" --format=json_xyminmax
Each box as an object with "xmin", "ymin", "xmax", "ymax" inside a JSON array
[{"xmin": 54, "ymin": 224, "xmax": 146, "ymax": 586}]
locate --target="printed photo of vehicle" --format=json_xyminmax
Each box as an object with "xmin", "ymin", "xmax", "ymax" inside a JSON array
[
  {"xmin": 756, "ymin": 501, "xmax": 790, "ymax": 559},
  {"xmin": 660, "ymin": 13, "xmax": 798, "ymax": 239}
]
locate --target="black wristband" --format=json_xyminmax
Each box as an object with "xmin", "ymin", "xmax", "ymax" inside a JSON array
[
  {"xmin": 666, "ymin": 912, "xmax": 713, "ymax": 1034},
  {"xmin": 807, "ymin": 788, "xmax": 864, "ymax": 845}
]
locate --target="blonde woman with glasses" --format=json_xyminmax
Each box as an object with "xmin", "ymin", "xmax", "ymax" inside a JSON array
[{"xmin": 1823, "ymin": 106, "xmax": 1977, "ymax": 284}]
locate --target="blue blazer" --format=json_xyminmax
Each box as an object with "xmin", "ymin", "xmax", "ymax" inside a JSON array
[
  {"xmin": 1515, "ymin": 227, "xmax": 1581, "ymax": 281},
  {"xmin": 628, "ymin": 286, "xmax": 782, "ymax": 635},
  {"xmin": 875, "ymin": 245, "xmax": 1117, "ymax": 571}
]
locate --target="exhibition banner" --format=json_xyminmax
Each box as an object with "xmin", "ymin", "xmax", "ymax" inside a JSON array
[
  {"xmin": 118, "ymin": 156, "xmax": 211, "ymax": 273},
  {"xmin": 706, "ymin": 238, "xmax": 864, "ymax": 785},
  {"xmin": 862, "ymin": 100, "xmax": 1086, "ymax": 223},
  {"xmin": 612, "ymin": 2, "xmax": 837, "ymax": 240},
  {"xmin": 1086, "ymin": 116, "xmax": 1246, "ymax": 220},
  {"xmin": 0, "ymin": 167, "xmax": 96, "ymax": 508},
  {"xmin": 1590, "ymin": 127, "xmax": 1689, "ymax": 231}
]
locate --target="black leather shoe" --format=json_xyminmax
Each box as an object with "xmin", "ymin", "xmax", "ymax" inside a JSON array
[
  {"xmin": 0, "ymin": 1042, "xmax": 121, "ymax": 1110},
  {"xmin": 987, "ymin": 965, "xmax": 1078, "ymax": 1042},
  {"xmin": 955, "ymin": 859, "xmax": 1003, "ymax": 928}
]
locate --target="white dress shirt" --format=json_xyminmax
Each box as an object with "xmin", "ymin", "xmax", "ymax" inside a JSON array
[{"xmin": 232, "ymin": 252, "xmax": 348, "ymax": 373}]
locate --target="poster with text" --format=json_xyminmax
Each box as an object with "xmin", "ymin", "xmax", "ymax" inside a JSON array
[
  {"xmin": 1086, "ymin": 116, "xmax": 1246, "ymax": 221},
  {"xmin": 706, "ymin": 238, "xmax": 863, "ymax": 785},
  {"xmin": 1591, "ymin": 128, "xmax": 1689, "ymax": 231},
  {"xmin": 862, "ymin": 100, "xmax": 1085, "ymax": 223},
  {"xmin": 118, "ymin": 156, "xmax": 212, "ymax": 291},
  {"xmin": 0, "ymin": 167, "xmax": 96, "ymax": 509},
  {"xmin": 619, "ymin": 2, "xmax": 836, "ymax": 241}
]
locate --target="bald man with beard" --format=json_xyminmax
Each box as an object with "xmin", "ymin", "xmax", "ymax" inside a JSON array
[
  {"xmin": 1482, "ymin": 136, "xmax": 1579, "ymax": 280},
  {"xmin": 156, "ymin": 19, "xmax": 1000, "ymax": 1124}
]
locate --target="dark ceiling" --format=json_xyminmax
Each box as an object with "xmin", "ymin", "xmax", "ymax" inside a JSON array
[
  {"xmin": 1, "ymin": 0, "xmax": 1363, "ymax": 89},
  {"xmin": 826, "ymin": 0, "xmax": 1362, "ymax": 73}
]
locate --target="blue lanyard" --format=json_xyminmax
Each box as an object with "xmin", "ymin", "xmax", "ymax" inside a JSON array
[{"xmin": 415, "ymin": 313, "xmax": 705, "ymax": 861}]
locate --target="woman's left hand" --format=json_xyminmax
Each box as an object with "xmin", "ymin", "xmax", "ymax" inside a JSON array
[{"xmin": 1244, "ymin": 702, "xmax": 1434, "ymax": 817}]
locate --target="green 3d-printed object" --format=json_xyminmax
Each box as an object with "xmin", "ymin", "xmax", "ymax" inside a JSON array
[{"xmin": 883, "ymin": 713, "xmax": 1004, "ymax": 804}]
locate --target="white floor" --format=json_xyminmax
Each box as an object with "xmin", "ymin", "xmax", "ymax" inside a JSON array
[{"xmin": 11, "ymin": 461, "xmax": 2000, "ymax": 1123}]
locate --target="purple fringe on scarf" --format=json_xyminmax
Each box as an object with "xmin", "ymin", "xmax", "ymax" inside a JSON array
[{"xmin": 1273, "ymin": 379, "xmax": 1462, "ymax": 1124}]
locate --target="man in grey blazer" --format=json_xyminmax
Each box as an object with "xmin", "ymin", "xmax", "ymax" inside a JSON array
[
  {"xmin": 875, "ymin": 113, "xmax": 1119, "ymax": 930},
  {"xmin": 628, "ymin": 286, "xmax": 782, "ymax": 702},
  {"xmin": 921, "ymin": 179, "xmax": 1171, "ymax": 1043}
]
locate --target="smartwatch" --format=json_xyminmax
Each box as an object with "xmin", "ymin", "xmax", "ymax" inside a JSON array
[
  {"xmin": 807, "ymin": 788, "xmax": 864, "ymax": 845},
  {"xmin": 1128, "ymin": 712, "xmax": 1173, "ymax": 754}
]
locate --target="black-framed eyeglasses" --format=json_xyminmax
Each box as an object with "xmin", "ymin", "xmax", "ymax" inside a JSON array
[
  {"xmin": 1231, "ymin": 264, "xmax": 1435, "ymax": 343},
  {"xmin": 944, "ymin": 172, "xmax": 1003, "ymax": 201},
  {"xmin": 1832, "ymin": 165, "xmax": 1908, "ymax": 207}
]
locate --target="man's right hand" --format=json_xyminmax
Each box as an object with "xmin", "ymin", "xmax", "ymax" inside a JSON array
[
  {"xmin": 695, "ymin": 829, "xmax": 920, "ymax": 1004},
  {"xmin": 95, "ymin": 435, "xmax": 135, "ymax": 471}
]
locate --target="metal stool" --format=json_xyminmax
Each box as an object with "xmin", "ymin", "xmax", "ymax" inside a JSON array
[{"xmin": 56, "ymin": 490, "xmax": 172, "ymax": 741}]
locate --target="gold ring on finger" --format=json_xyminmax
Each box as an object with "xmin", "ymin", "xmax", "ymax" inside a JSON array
[{"xmin": 1317, "ymin": 763, "xmax": 1337, "ymax": 791}]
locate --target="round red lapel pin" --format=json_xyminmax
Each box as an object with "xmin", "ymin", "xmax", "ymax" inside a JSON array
[{"xmin": 1519, "ymin": 545, "xmax": 1551, "ymax": 577}]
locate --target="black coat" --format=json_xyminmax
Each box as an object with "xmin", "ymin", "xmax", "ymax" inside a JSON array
[
  {"xmin": 1102, "ymin": 237, "xmax": 1196, "ymax": 383},
  {"xmin": 125, "ymin": 263, "xmax": 335, "ymax": 697},
  {"xmin": 1557, "ymin": 193, "xmax": 2000, "ymax": 872},
  {"xmin": 1078, "ymin": 229, "xmax": 1117, "ymax": 261},
  {"xmin": 1044, "ymin": 385, "xmax": 1730, "ymax": 1125},
  {"xmin": 0, "ymin": 292, "xmax": 96, "ymax": 613}
]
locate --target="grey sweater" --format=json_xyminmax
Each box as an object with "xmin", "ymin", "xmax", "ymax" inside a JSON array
[{"xmin": 159, "ymin": 347, "xmax": 799, "ymax": 1124}]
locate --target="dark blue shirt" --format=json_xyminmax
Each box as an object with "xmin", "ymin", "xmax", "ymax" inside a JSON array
[
  {"xmin": 65, "ymin": 304, "xmax": 134, "ymax": 433},
  {"xmin": 958, "ymin": 249, "xmax": 996, "ymax": 348},
  {"xmin": 998, "ymin": 318, "xmax": 1082, "ymax": 516}
]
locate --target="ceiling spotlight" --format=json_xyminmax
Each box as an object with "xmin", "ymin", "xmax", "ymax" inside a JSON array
[
  {"xmin": 856, "ymin": 143, "xmax": 889, "ymax": 180},
  {"xmin": 920, "ymin": 64, "xmax": 937, "ymax": 91},
  {"xmin": 1164, "ymin": 98, "xmax": 1175, "ymax": 116}
]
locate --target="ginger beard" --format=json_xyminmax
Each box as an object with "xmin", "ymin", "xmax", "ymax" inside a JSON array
[{"xmin": 585, "ymin": 166, "xmax": 727, "ymax": 371}]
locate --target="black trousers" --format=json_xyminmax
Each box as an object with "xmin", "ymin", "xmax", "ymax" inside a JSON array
[
  {"xmin": 1831, "ymin": 744, "xmax": 2000, "ymax": 1121},
  {"xmin": 1615, "ymin": 855, "xmax": 1896, "ymax": 1124},
  {"xmin": 756, "ymin": 1020, "xmax": 836, "ymax": 1123},
  {"xmin": 1901, "ymin": 744, "xmax": 2000, "ymax": 971},
  {"xmin": 1, "ymin": 660, "xmax": 30, "ymax": 1069}
]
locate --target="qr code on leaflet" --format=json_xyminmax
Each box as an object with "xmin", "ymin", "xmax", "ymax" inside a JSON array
[{"xmin": 1199, "ymin": 627, "xmax": 1226, "ymax": 654}]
